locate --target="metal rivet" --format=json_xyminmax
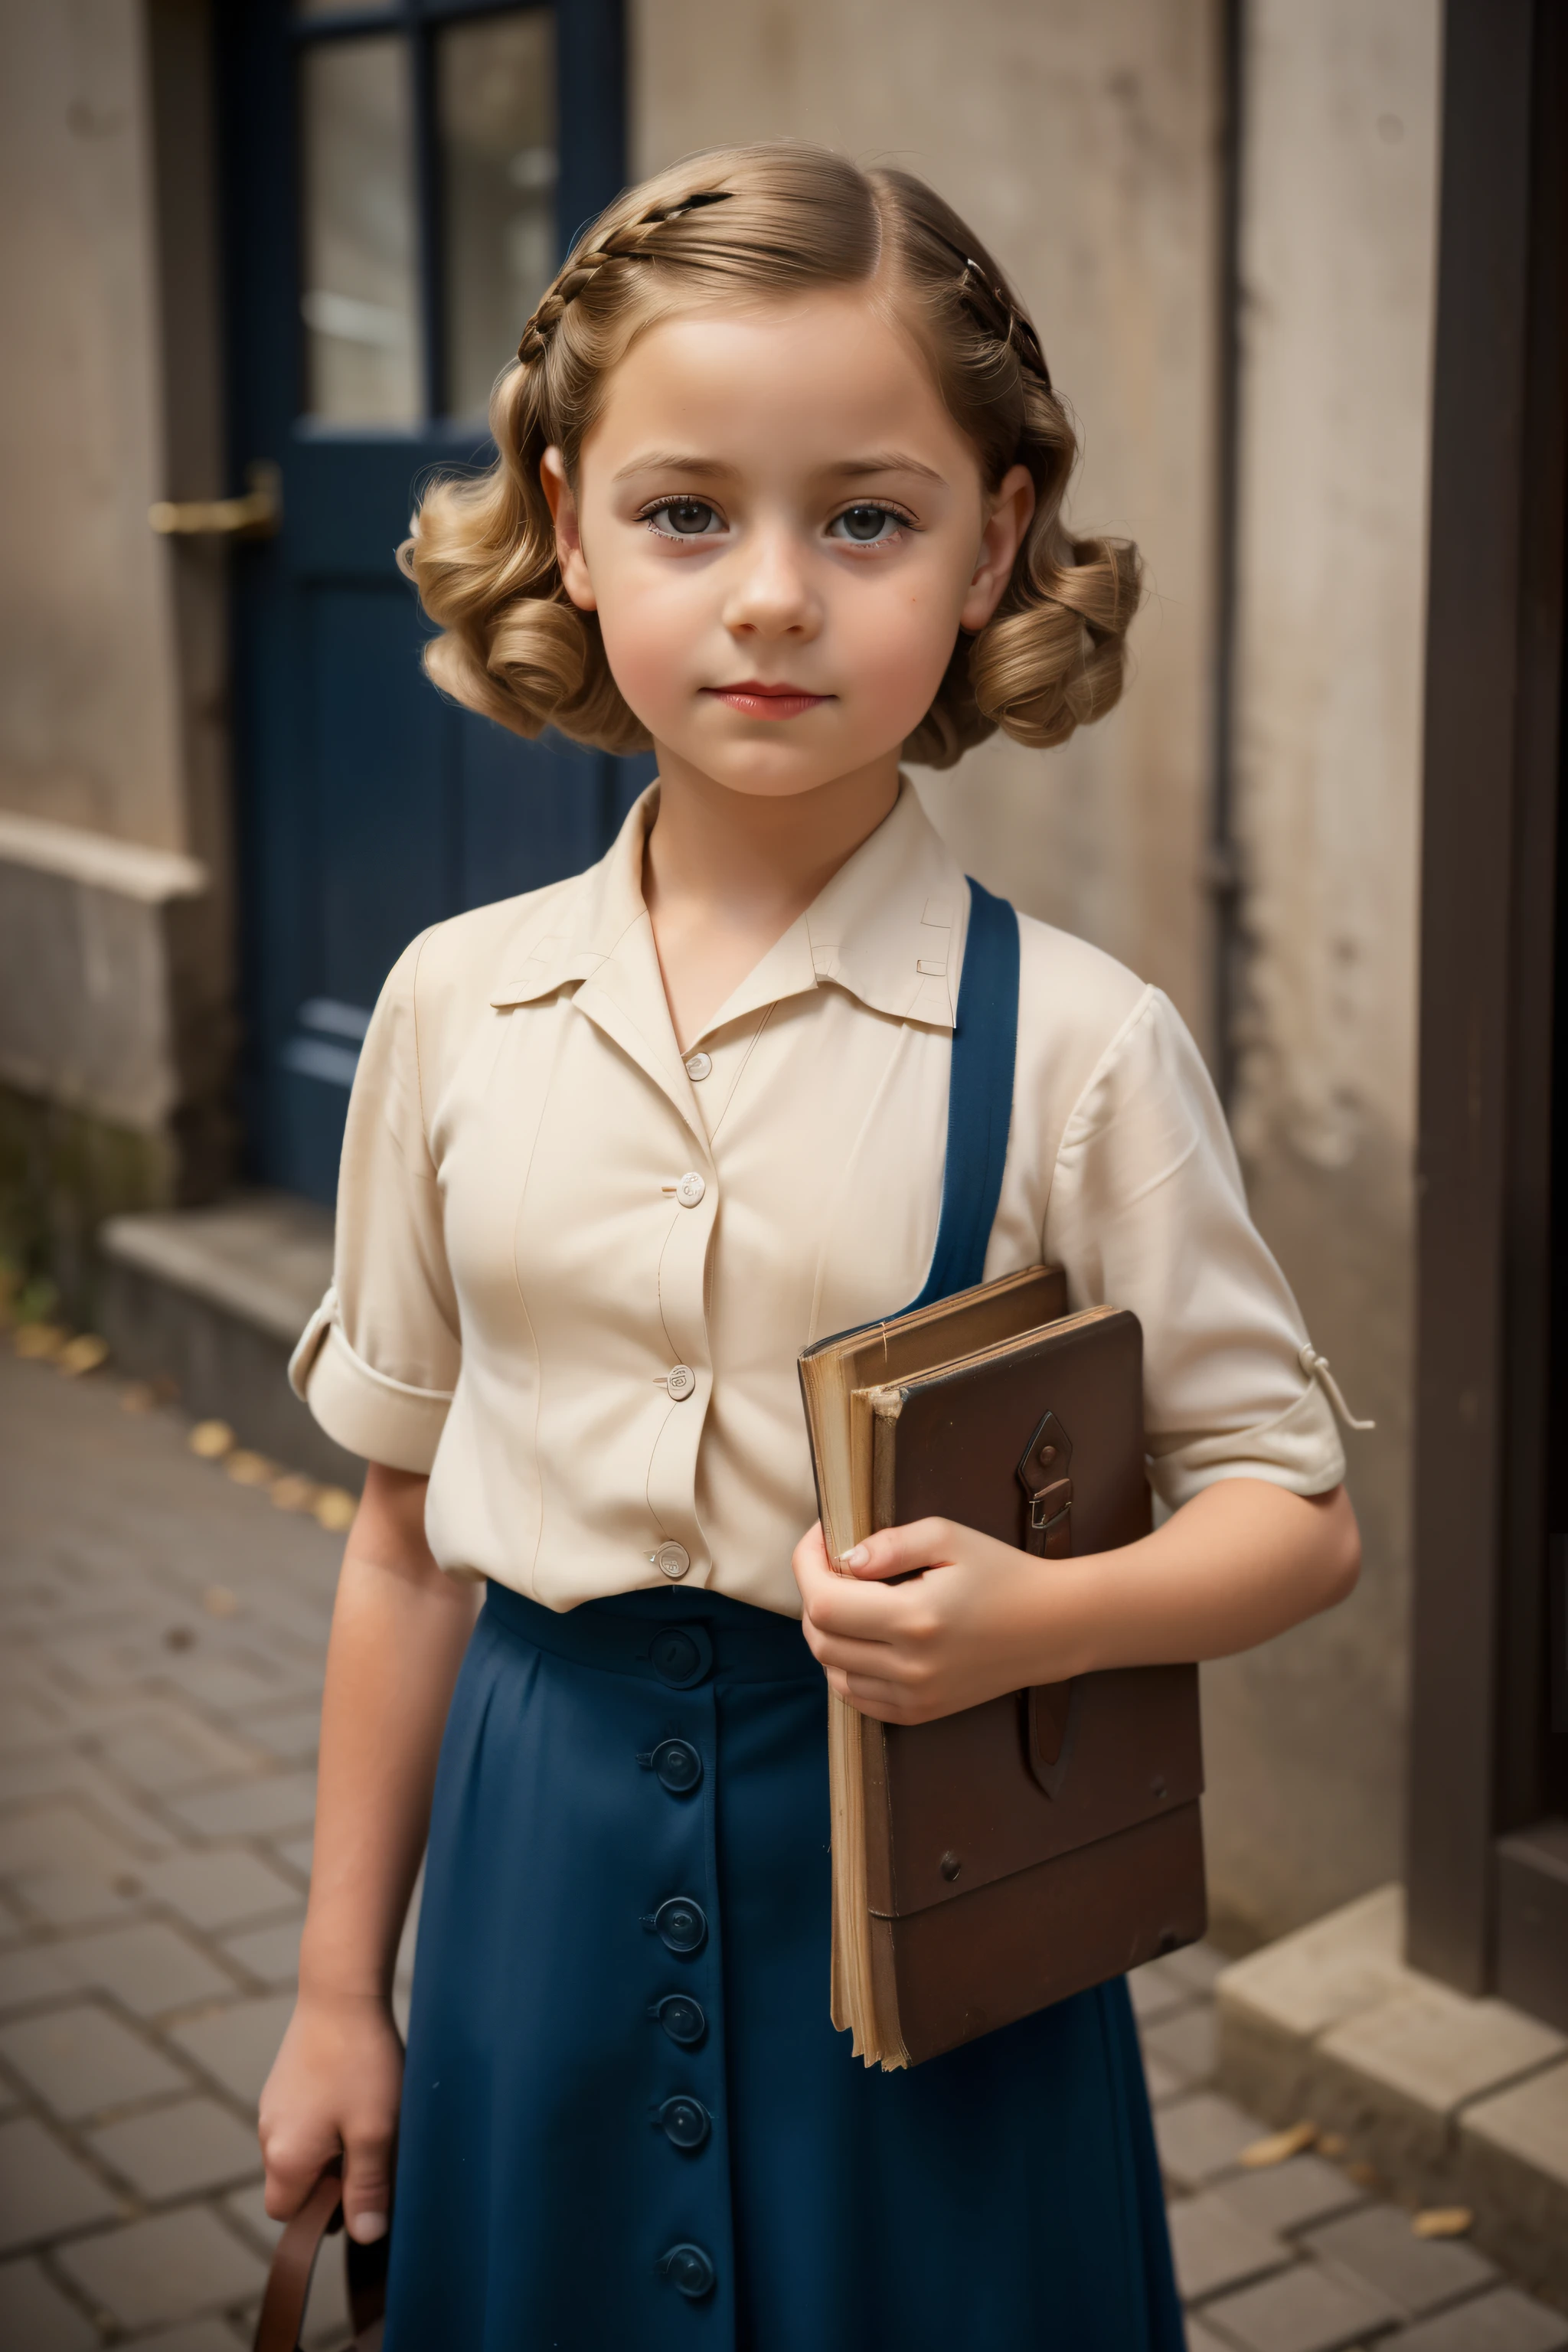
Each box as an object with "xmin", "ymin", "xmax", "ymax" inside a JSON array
[{"xmin": 939, "ymin": 1851, "xmax": 962, "ymax": 1882}]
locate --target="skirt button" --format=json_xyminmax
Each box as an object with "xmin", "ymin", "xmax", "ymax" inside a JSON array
[
  {"xmin": 645, "ymin": 1737, "xmax": 703, "ymax": 1795},
  {"xmin": 655, "ymin": 2094, "xmax": 712, "ymax": 2151},
  {"xmin": 647, "ymin": 1896, "xmax": 707, "ymax": 1955},
  {"xmin": 649, "ymin": 1992, "xmax": 706, "ymax": 2047},
  {"xmin": 658, "ymin": 2243, "xmax": 716, "ymax": 2299}
]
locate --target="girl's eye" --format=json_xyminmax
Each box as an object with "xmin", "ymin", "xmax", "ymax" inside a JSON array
[
  {"xmin": 828, "ymin": 504, "xmax": 908, "ymax": 546},
  {"xmin": 645, "ymin": 498, "xmax": 723, "ymax": 538}
]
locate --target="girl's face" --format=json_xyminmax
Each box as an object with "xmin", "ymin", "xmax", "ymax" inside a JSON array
[{"xmin": 541, "ymin": 289, "xmax": 1034, "ymax": 801}]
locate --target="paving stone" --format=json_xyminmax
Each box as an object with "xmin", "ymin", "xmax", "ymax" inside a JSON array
[
  {"xmin": 1161, "ymin": 1940, "xmax": 1230, "ymax": 1997},
  {"xmin": 221, "ymin": 1916, "xmax": 301, "ymax": 1988},
  {"xmin": 54, "ymin": 2207, "xmax": 268, "ymax": 2328},
  {"xmin": 1187, "ymin": 2322, "xmax": 1236, "ymax": 2352},
  {"xmin": 1214, "ymin": 2154, "xmax": 1366, "ymax": 2238},
  {"xmin": 165, "ymin": 1774, "xmax": 318, "ymax": 1842},
  {"xmin": 1155, "ymin": 2092, "xmax": 1269, "ymax": 2190},
  {"xmin": 1217, "ymin": 1884, "xmax": 1410, "ymax": 2041},
  {"xmin": 0, "ymin": 2256, "xmax": 99, "ymax": 2350},
  {"xmin": 1142, "ymin": 2001, "xmax": 1220, "ymax": 2082},
  {"xmin": 1381, "ymin": 2288, "xmax": 1568, "ymax": 2351},
  {"xmin": 169, "ymin": 1993, "xmax": 295, "ymax": 2108},
  {"xmin": 274, "ymin": 1834, "xmax": 314, "ymax": 1883},
  {"xmin": 142, "ymin": 1847, "xmax": 304, "ymax": 1932},
  {"xmin": 0, "ymin": 2115, "xmax": 121, "ymax": 2251},
  {"xmin": 1129, "ymin": 1962, "xmax": 1196, "ymax": 2025},
  {"xmin": 1143, "ymin": 2049, "xmax": 1191, "ymax": 2104},
  {"xmin": 237, "ymin": 1705, "xmax": 322, "ymax": 1766},
  {"xmin": 88, "ymin": 2094, "xmax": 263, "ymax": 2201},
  {"xmin": 1202, "ymin": 2256, "xmax": 1399, "ymax": 2351},
  {"xmin": 0, "ymin": 1797, "xmax": 136, "ymax": 1889},
  {"xmin": 1462, "ymin": 2058, "xmax": 1568, "ymax": 2189},
  {"xmin": 1167, "ymin": 2189, "xmax": 1291, "ymax": 2304},
  {"xmin": 44, "ymin": 1920, "xmax": 237, "ymax": 2017},
  {"xmin": 1320, "ymin": 1983, "xmax": 1564, "ymax": 2118},
  {"xmin": 14, "ymin": 1867, "xmax": 146, "ymax": 1931},
  {"xmin": 96, "ymin": 1713, "xmax": 264, "ymax": 1795},
  {"xmin": 0, "ymin": 1941, "xmax": 75, "ymax": 2010},
  {"xmin": 0, "ymin": 2003, "xmax": 190, "ymax": 2119},
  {"xmin": 1304, "ymin": 2202, "xmax": 1497, "ymax": 2318},
  {"xmin": 129, "ymin": 2323, "xmax": 252, "ymax": 2352}
]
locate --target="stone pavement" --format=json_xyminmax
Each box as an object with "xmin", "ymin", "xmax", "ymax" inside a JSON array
[{"xmin": 2, "ymin": 1341, "xmax": 1566, "ymax": 2351}]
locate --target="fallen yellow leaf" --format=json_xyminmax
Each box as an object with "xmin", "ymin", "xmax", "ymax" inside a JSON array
[
  {"xmin": 224, "ymin": 1449, "xmax": 276, "ymax": 1487},
  {"xmin": 188, "ymin": 1419, "xmax": 235, "ymax": 1460},
  {"xmin": 1412, "ymin": 2207, "xmax": 1473, "ymax": 2239},
  {"xmin": 313, "ymin": 1486, "xmax": 358, "ymax": 1533},
  {"xmin": 58, "ymin": 1333, "xmax": 109, "ymax": 1377},
  {"xmin": 1239, "ymin": 2121, "xmax": 1317, "ymax": 2169},
  {"xmin": 15, "ymin": 1323, "xmax": 67, "ymax": 1361},
  {"xmin": 270, "ymin": 1473, "xmax": 321, "ymax": 1514},
  {"xmin": 120, "ymin": 1382, "xmax": 155, "ymax": 1414},
  {"xmin": 203, "ymin": 1584, "xmax": 240, "ymax": 1619}
]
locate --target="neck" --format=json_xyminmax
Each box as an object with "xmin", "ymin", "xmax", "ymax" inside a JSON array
[
  {"xmin": 643, "ymin": 746, "xmax": 903, "ymax": 931},
  {"xmin": 639, "ymin": 744, "xmax": 903, "ymax": 1051}
]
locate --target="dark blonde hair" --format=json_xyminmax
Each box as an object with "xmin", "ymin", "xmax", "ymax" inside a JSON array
[{"xmin": 403, "ymin": 144, "xmax": 1142, "ymax": 766}]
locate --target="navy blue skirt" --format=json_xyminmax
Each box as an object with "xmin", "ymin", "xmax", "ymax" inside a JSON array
[{"xmin": 384, "ymin": 1583, "xmax": 1186, "ymax": 2350}]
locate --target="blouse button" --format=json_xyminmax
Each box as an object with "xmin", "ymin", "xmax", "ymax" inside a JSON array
[
  {"xmin": 684, "ymin": 1051, "xmax": 712, "ymax": 1082},
  {"xmin": 665, "ymin": 1364, "xmax": 697, "ymax": 1401},
  {"xmin": 653, "ymin": 1540, "xmax": 691, "ymax": 1579},
  {"xmin": 675, "ymin": 1171, "xmax": 706, "ymax": 1207}
]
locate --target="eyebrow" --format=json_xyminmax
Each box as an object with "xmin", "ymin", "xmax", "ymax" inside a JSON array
[{"xmin": 610, "ymin": 449, "xmax": 949, "ymax": 486}]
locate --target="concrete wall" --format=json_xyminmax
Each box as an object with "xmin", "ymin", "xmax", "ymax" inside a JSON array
[
  {"xmin": 1200, "ymin": 0, "xmax": 1441, "ymax": 1939},
  {"xmin": 0, "ymin": 0, "xmax": 185, "ymax": 847},
  {"xmin": 0, "ymin": 0, "xmax": 233, "ymax": 1240},
  {"xmin": 634, "ymin": 0, "xmax": 1223, "ymax": 1051}
]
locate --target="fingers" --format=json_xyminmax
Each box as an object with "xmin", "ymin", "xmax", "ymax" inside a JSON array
[
  {"xmin": 260, "ymin": 2114, "xmax": 342, "ymax": 2223},
  {"xmin": 342, "ymin": 2122, "xmax": 396, "ymax": 2243},
  {"xmin": 840, "ymin": 1518, "xmax": 959, "ymax": 1582}
]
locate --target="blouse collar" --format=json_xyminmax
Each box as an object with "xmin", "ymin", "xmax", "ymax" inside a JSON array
[{"xmin": 491, "ymin": 776, "xmax": 966, "ymax": 1040}]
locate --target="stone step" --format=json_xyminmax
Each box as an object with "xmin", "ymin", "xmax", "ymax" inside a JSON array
[
  {"xmin": 96, "ymin": 1192, "xmax": 361, "ymax": 1491},
  {"xmin": 1217, "ymin": 1883, "xmax": 1568, "ymax": 2315}
]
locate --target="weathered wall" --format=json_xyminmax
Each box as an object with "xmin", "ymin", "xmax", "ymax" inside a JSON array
[
  {"xmin": 0, "ymin": 0, "xmax": 233, "ymax": 1242},
  {"xmin": 1200, "ymin": 0, "xmax": 1441, "ymax": 1939},
  {"xmin": 634, "ymin": 0, "xmax": 1222, "ymax": 1050},
  {"xmin": 0, "ymin": 0, "xmax": 185, "ymax": 847}
]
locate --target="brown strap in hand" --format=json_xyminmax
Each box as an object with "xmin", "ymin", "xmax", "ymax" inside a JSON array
[{"xmin": 251, "ymin": 2162, "xmax": 388, "ymax": 2352}]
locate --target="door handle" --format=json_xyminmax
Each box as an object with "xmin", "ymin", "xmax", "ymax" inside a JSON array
[{"xmin": 149, "ymin": 460, "xmax": 280, "ymax": 540}]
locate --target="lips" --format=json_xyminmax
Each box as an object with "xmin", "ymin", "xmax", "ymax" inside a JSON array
[{"xmin": 702, "ymin": 681, "xmax": 831, "ymax": 721}]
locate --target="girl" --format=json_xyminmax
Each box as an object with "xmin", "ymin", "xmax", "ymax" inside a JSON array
[{"xmin": 262, "ymin": 145, "xmax": 1360, "ymax": 2350}]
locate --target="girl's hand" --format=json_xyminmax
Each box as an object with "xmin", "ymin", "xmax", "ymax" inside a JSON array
[
  {"xmin": 258, "ymin": 1988, "xmax": 403, "ymax": 2244},
  {"xmin": 792, "ymin": 1517, "xmax": 1076, "ymax": 1723},
  {"xmin": 792, "ymin": 1481, "xmax": 1361, "ymax": 1725}
]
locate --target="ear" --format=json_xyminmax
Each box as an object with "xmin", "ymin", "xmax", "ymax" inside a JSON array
[
  {"xmin": 959, "ymin": 463, "xmax": 1036, "ymax": 633},
  {"xmin": 540, "ymin": 446, "xmax": 597, "ymax": 612}
]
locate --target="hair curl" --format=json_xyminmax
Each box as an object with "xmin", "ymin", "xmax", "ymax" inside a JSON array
[{"xmin": 402, "ymin": 144, "xmax": 1142, "ymax": 766}]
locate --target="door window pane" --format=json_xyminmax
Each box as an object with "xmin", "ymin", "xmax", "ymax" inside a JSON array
[
  {"xmin": 438, "ymin": 12, "xmax": 557, "ymax": 419},
  {"xmin": 300, "ymin": 37, "xmax": 420, "ymax": 425}
]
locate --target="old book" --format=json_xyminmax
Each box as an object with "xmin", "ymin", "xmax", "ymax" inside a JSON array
[{"xmin": 799, "ymin": 1269, "xmax": 1207, "ymax": 2069}]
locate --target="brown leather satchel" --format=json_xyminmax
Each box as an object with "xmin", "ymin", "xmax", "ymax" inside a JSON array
[{"xmin": 250, "ymin": 2164, "xmax": 388, "ymax": 2352}]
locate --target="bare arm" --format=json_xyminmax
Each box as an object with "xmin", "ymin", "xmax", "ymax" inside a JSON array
[
  {"xmin": 258, "ymin": 1463, "xmax": 481, "ymax": 2242},
  {"xmin": 793, "ymin": 1478, "xmax": 1360, "ymax": 1724}
]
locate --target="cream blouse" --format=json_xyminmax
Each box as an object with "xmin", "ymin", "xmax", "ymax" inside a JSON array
[{"xmin": 291, "ymin": 781, "xmax": 1346, "ymax": 1615}]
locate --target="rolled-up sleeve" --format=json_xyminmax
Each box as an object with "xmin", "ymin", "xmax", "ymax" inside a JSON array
[
  {"xmin": 1044, "ymin": 988, "xmax": 1347, "ymax": 1510},
  {"xmin": 287, "ymin": 933, "xmax": 459, "ymax": 1473}
]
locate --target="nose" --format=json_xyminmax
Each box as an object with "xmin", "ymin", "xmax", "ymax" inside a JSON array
[{"xmin": 720, "ymin": 523, "xmax": 821, "ymax": 643}]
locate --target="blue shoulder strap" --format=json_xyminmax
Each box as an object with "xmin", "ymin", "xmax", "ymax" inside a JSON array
[{"xmin": 903, "ymin": 877, "xmax": 1021, "ymax": 1310}]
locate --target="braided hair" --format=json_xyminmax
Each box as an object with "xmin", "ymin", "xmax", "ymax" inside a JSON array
[{"xmin": 403, "ymin": 144, "xmax": 1140, "ymax": 763}]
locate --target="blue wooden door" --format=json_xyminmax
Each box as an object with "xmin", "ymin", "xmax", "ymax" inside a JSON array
[{"xmin": 219, "ymin": 0, "xmax": 651, "ymax": 1202}]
